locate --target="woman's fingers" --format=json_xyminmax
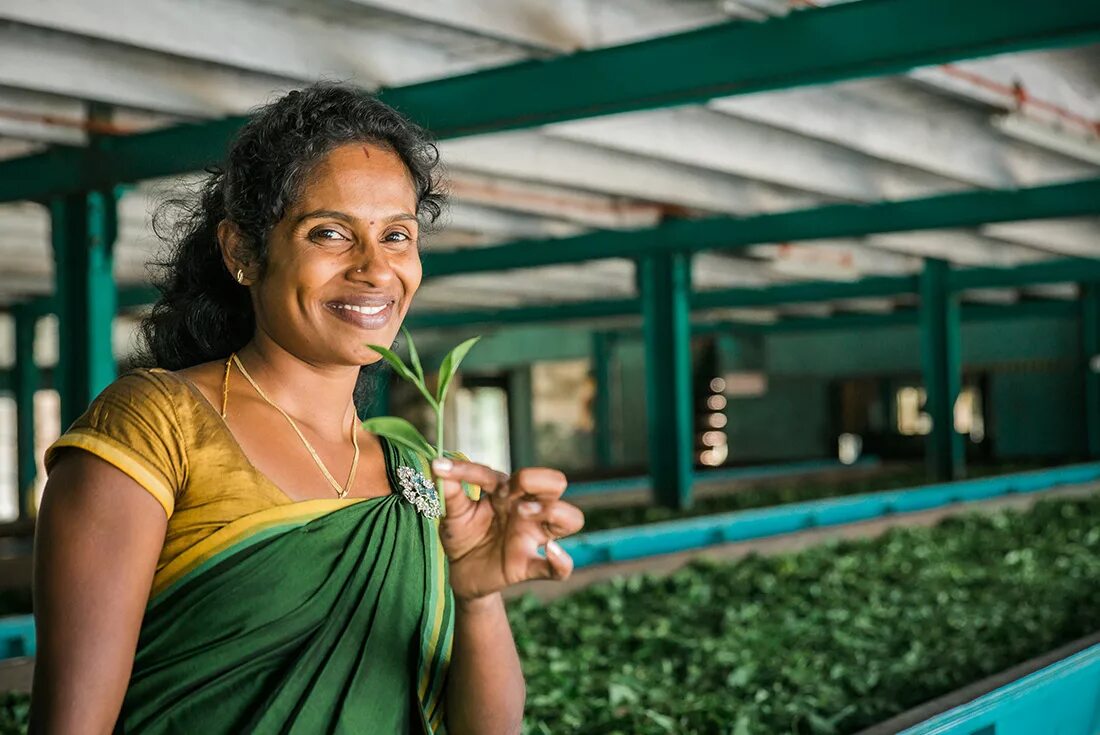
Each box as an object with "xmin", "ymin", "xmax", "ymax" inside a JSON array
[
  {"xmin": 526, "ymin": 539, "xmax": 574, "ymax": 581},
  {"xmin": 431, "ymin": 457, "xmax": 509, "ymax": 509},
  {"xmin": 430, "ymin": 457, "xmax": 580, "ymax": 584},
  {"xmin": 518, "ymin": 501, "xmax": 583, "ymax": 582},
  {"xmin": 517, "ymin": 500, "xmax": 585, "ymax": 541},
  {"xmin": 432, "ymin": 461, "xmax": 570, "ymax": 519},
  {"xmin": 507, "ymin": 467, "xmax": 568, "ymax": 503},
  {"xmin": 431, "ymin": 457, "xmax": 507, "ymax": 491}
]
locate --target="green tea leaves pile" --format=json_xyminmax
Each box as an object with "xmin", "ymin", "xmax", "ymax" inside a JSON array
[
  {"xmin": 365, "ymin": 326, "xmax": 480, "ymax": 515},
  {"xmin": 0, "ymin": 693, "xmax": 27, "ymax": 735},
  {"xmin": 508, "ymin": 494, "xmax": 1100, "ymax": 734}
]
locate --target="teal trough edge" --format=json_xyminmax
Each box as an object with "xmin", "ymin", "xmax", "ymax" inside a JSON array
[
  {"xmin": 561, "ymin": 462, "xmax": 1100, "ymax": 568},
  {"xmin": 0, "ymin": 615, "xmax": 35, "ymax": 659},
  {"xmin": 564, "ymin": 455, "xmax": 882, "ymax": 497},
  {"xmin": 897, "ymin": 642, "xmax": 1100, "ymax": 735}
]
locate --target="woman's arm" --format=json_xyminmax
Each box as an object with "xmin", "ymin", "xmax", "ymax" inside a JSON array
[
  {"xmin": 444, "ymin": 592, "xmax": 526, "ymax": 735},
  {"xmin": 433, "ymin": 459, "xmax": 582, "ymax": 735},
  {"xmin": 30, "ymin": 451, "xmax": 168, "ymax": 735}
]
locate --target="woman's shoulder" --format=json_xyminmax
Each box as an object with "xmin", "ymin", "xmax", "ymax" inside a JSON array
[
  {"xmin": 166, "ymin": 359, "xmax": 229, "ymax": 407},
  {"xmin": 87, "ymin": 362, "xmax": 223, "ymax": 430},
  {"xmin": 101, "ymin": 366, "xmax": 187, "ymax": 408},
  {"xmin": 107, "ymin": 360, "xmax": 225, "ymax": 409}
]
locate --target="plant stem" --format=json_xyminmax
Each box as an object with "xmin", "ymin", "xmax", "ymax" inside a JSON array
[{"xmin": 435, "ymin": 403, "xmax": 447, "ymax": 516}]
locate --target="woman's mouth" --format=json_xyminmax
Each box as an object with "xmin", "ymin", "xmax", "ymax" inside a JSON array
[{"xmin": 326, "ymin": 300, "xmax": 395, "ymax": 330}]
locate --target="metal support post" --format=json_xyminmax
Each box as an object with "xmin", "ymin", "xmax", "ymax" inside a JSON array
[
  {"xmin": 50, "ymin": 189, "xmax": 119, "ymax": 428},
  {"xmin": 591, "ymin": 331, "xmax": 616, "ymax": 468},
  {"xmin": 636, "ymin": 251, "xmax": 695, "ymax": 509},
  {"xmin": 1081, "ymin": 282, "xmax": 1100, "ymax": 459},
  {"xmin": 507, "ymin": 366, "xmax": 536, "ymax": 470},
  {"xmin": 919, "ymin": 258, "xmax": 965, "ymax": 481},
  {"xmin": 12, "ymin": 306, "xmax": 38, "ymax": 519}
]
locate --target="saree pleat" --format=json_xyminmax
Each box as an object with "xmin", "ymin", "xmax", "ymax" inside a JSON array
[{"xmin": 116, "ymin": 440, "xmax": 454, "ymax": 734}]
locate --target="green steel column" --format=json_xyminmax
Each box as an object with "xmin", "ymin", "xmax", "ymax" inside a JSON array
[
  {"xmin": 1082, "ymin": 282, "xmax": 1100, "ymax": 459},
  {"xmin": 636, "ymin": 251, "xmax": 694, "ymax": 510},
  {"xmin": 12, "ymin": 305, "xmax": 38, "ymax": 519},
  {"xmin": 591, "ymin": 331, "xmax": 616, "ymax": 468},
  {"xmin": 51, "ymin": 189, "xmax": 119, "ymax": 428},
  {"xmin": 508, "ymin": 365, "xmax": 536, "ymax": 470},
  {"xmin": 919, "ymin": 258, "xmax": 965, "ymax": 481}
]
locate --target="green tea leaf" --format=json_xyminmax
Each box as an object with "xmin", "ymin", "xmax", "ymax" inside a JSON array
[
  {"xmin": 436, "ymin": 336, "xmax": 481, "ymax": 405},
  {"xmin": 401, "ymin": 325, "xmax": 425, "ymax": 383},
  {"xmin": 362, "ymin": 416, "xmax": 435, "ymax": 458},
  {"xmin": 367, "ymin": 342, "xmax": 438, "ymax": 409},
  {"xmin": 366, "ymin": 343, "xmax": 417, "ymax": 383}
]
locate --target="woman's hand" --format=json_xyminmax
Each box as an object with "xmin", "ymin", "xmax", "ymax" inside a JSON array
[{"xmin": 431, "ymin": 457, "xmax": 585, "ymax": 603}]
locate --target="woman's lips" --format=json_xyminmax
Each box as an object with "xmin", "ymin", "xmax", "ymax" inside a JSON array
[{"xmin": 326, "ymin": 301, "xmax": 395, "ymax": 330}]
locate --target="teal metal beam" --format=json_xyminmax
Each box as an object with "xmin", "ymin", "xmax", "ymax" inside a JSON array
[
  {"xmin": 697, "ymin": 300, "xmax": 1079, "ymax": 335},
  {"xmin": 0, "ymin": 368, "xmax": 54, "ymax": 394},
  {"xmin": 1, "ymin": 118, "xmax": 249, "ymax": 204},
  {"xmin": 919, "ymin": 259, "xmax": 965, "ymax": 481},
  {"xmin": 1082, "ymin": 283, "xmax": 1100, "ymax": 459},
  {"xmin": 381, "ymin": 0, "xmax": 1100, "ymax": 137},
  {"xmin": 693, "ymin": 274, "xmax": 919, "ymax": 310},
  {"xmin": 408, "ymin": 257, "xmax": 1093, "ymax": 333},
  {"xmin": 118, "ymin": 285, "xmax": 159, "ymax": 311},
  {"xmin": 951, "ymin": 257, "xmax": 1100, "ymax": 290},
  {"xmin": 407, "ymin": 298, "xmax": 638, "ymax": 329},
  {"xmin": 591, "ymin": 332, "xmax": 616, "ymax": 468},
  {"xmin": 423, "ymin": 178, "xmax": 1100, "ymax": 277},
  {"xmin": 507, "ymin": 366, "xmax": 536, "ymax": 471},
  {"xmin": 11, "ymin": 306, "xmax": 37, "ymax": 520},
  {"xmin": 0, "ymin": 298, "xmax": 1075, "ymax": 397},
  {"xmin": 51, "ymin": 190, "xmax": 119, "ymax": 428},
  {"xmin": 3, "ymin": 0, "xmax": 1100, "ymax": 203},
  {"xmin": 13, "ymin": 284, "xmax": 159, "ymax": 322},
  {"xmin": 637, "ymin": 252, "xmax": 695, "ymax": 510},
  {"xmin": 20, "ymin": 257, "xmax": 1089, "ymax": 342}
]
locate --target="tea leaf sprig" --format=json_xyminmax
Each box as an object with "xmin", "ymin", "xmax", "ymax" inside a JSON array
[{"xmin": 364, "ymin": 326, "xmax": 480, "ymax": 516}]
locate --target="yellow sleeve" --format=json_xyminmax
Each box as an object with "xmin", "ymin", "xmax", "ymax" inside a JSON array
[{"xmin": 44, "ymin": 369, "xmax": 188, "ymax": 519}]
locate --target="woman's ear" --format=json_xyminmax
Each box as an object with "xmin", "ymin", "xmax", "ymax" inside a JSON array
[{"xmin": 217, "ymin": 219, "xmax": 252, "ymax": 285}]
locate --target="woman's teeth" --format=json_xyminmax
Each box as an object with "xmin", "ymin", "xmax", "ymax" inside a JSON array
[{"xmin": 336, "ymin": 303, "xmax": 387, "ymax": 315}]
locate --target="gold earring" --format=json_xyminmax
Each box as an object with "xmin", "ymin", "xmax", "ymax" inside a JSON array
[{"xmin": 236, "ymin": 269, "xmax": 244, "ymax": 284}]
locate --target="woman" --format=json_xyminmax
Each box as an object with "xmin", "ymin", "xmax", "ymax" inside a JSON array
[{"xmin": 30, "ymin": 83, "xmax": 584, "ymax": 734}]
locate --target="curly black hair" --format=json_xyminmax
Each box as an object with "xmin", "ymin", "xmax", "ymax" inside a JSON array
[{"xmin": 138, "ymin": 83, "xmax": 445, "ymax": 411}]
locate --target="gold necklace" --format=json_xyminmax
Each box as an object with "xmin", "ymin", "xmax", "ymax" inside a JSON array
[{"xmin": 224, "ymin": 352, "xmax": 360, "ymax": 499}]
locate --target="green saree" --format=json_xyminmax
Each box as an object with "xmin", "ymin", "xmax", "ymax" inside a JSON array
[{"xmin": 115, "ymin": 438, "xmax": 454, "ymax": 734}]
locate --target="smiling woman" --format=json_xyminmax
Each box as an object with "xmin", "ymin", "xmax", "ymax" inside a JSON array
[{"xmin": 30, "ymin": 84, "xmax": 584, "ymax": 735}]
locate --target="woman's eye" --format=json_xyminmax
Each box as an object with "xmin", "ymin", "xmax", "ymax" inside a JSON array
[
  {"xmin": 312, "ymin": 228, "xmax": 347, "ymax": 241},
  {"xmin": 384, "ymin": 231, "xmax": 411, "ymax": 243}
]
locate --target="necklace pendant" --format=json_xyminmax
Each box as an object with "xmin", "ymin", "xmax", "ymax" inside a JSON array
[{"xmin": 397, "ymin": 466, "xmax": 443, "ymax": 519}]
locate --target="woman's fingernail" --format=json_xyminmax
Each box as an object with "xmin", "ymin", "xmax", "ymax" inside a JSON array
[
  {"xmin": 546, "ymin": 539, "xmax": 563, "ymax": 557},
  {"xmin": 518, "ymin": 500, "xmax": 542, "ymax": 517},
  {"xmin": 432, "ymin": 457, "xmax": 453, "ymax": 473}
]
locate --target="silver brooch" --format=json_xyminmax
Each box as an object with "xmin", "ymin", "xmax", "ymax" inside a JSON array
[{"xmin": 397, "ymin": 465, "xmax": 443, "ymax": 519}]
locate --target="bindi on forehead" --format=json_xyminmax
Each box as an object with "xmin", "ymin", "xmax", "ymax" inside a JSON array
[{"xmin": 362, "ymin": 145, "xmax": 371, "ymax": 159}]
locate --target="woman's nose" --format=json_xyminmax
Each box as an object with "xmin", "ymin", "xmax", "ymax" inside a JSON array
[{"xmin": 348, "ymin": 242, "xmax": 397, "ymax": 284}]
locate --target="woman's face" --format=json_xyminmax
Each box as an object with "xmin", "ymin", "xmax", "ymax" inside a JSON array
[{"xmin": 249, "ymin": 142, "xmax": 422, "ymax": 368}]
